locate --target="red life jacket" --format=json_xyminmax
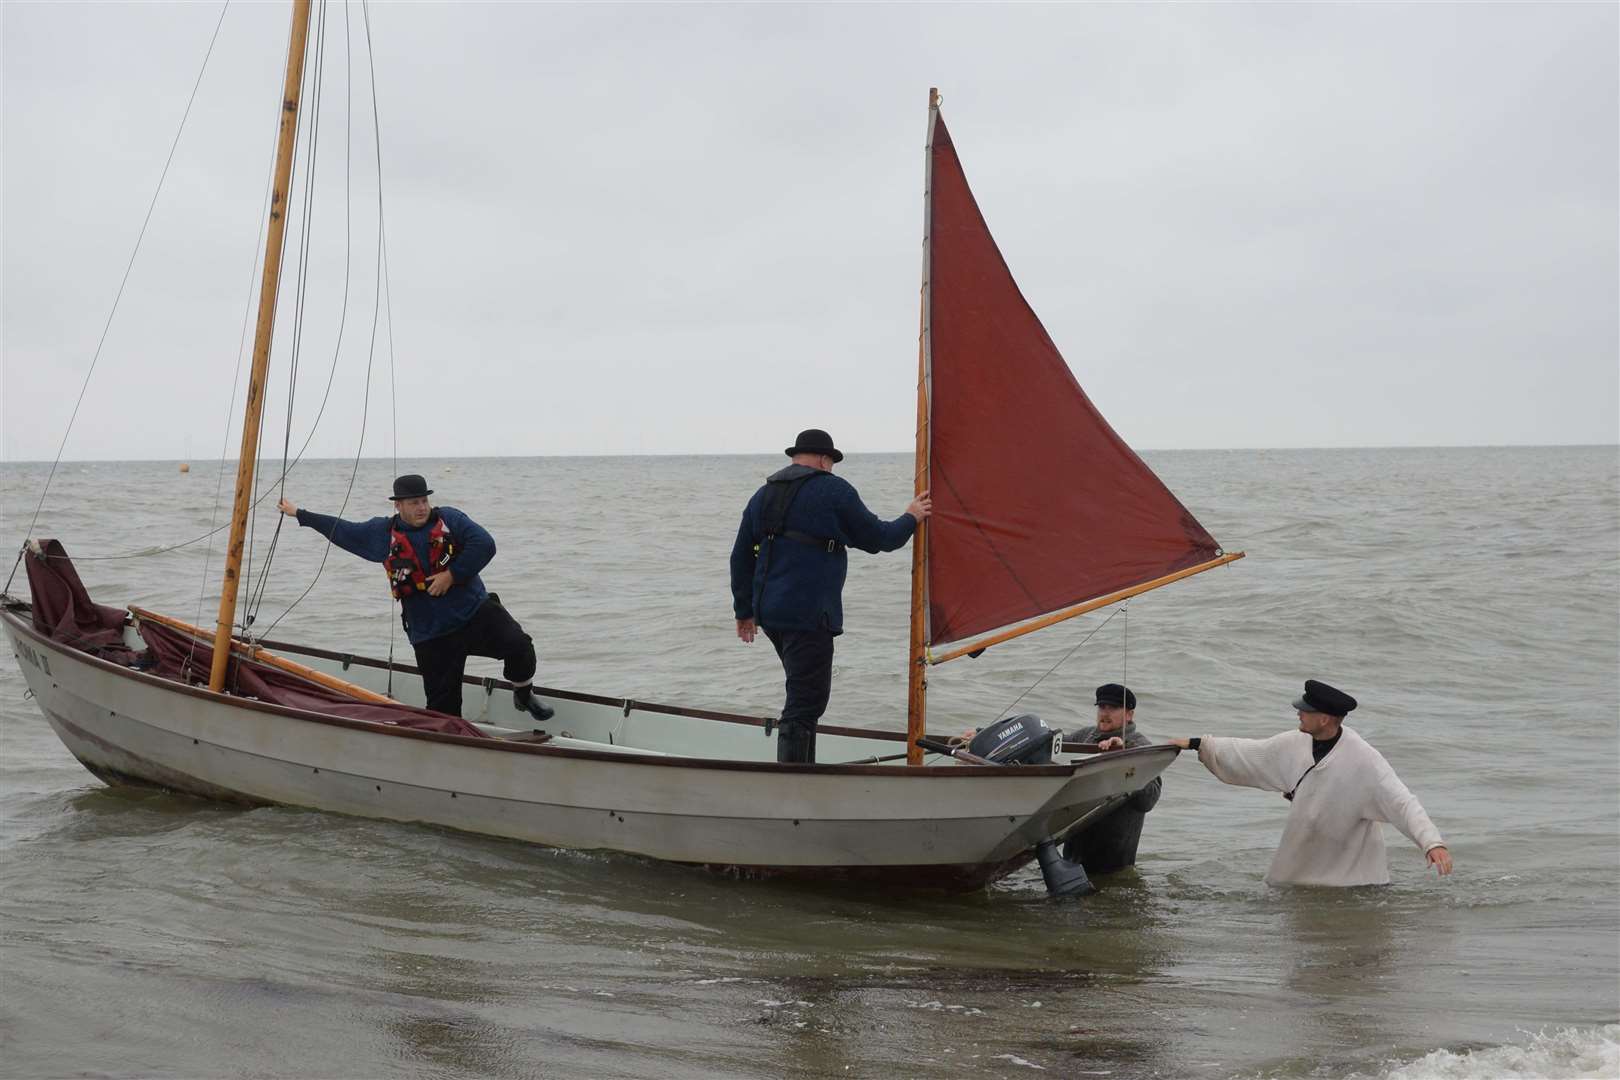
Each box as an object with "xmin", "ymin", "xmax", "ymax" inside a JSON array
[{"xmin": 384, "ymin": 514, "xmax": 456, "ymax": 600}]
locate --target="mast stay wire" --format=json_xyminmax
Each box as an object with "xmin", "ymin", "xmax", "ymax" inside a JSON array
[
  {"xmin": 361, "ymin": 0, "xmax": 402, "ymax": 689},
  {"xmin": 191, "ymin": 104, "xmax": 283, "ymax": 628},
  {"xmin": 244, "ymin": 0, "xmax": 333, "ymax": 634},
  {"xmin": 4, "ymin": 1, "xmax": 233, "ymax": 596},
  {"xmin": 992, "ymin": 602, "xmax": 1130, "ymax": 725},
  {"xmin": 30, "ymin": 13, "xmax": 369, "ymax": 570},
  {"xmin": 275, "ymin": 0, "xmax": 356, "ymax": 493},
  {"xmin": 357, "ymin": 0, "xmax": 399, "ymax": 482},
  {"xmin": 242, "ymin": 0, "xmax": 325, "ymax": 632},
  {"xmin": 15, "ymin": 3, "xmax": 401, "ymax": 687},
  {"xmin": 252, "ymin": 0, "xmax": 351, "ymax": 637},
  {"xmin": 182, "ymin": 13, "xmax": 297, "ymax": 678},
  {"xmin": 258, "ymin": 0, "xmax": 389, "ymax": 643}
]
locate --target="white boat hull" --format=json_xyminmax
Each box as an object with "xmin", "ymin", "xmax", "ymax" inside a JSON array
[{"xmin": 4, "ymin": 607, "xmax": 1175, "ymax": 890}]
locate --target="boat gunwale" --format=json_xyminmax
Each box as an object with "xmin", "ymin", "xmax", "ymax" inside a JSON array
[{"xmin": 2, "ymin": 604, "xmax": 1175, "ymax": 779}]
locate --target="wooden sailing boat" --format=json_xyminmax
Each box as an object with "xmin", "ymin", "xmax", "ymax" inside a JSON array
[{"xmin": 1, "ymin": 10, "xmax": 1239, "ymax": 893}]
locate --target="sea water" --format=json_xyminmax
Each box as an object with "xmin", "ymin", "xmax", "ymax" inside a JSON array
[{"xmin": 1, "ymin": 447, "xmax": 1616, "ymax": 1079}]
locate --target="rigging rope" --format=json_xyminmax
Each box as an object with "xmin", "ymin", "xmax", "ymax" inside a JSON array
[
  {"xmin": 1121, "ymin": 602, "xmax": 1128, "ymax": 717},
  {"xmin": 243, "ymin": 0, "xmax": 332, "ymax": 635},
  {"xmin": 18, "ymin": 2, "xmax": 400, "ymax": 582},
  {"xmin": 4, "ymin": 1, "xmax": 232, "ymax": 596},
  {"xmin": 240, "ymin": 0, "xmax": 328, "ymax": 642},
  {"xmin": 12, "ymin": 1, "xmax": 404, "ymax": 688},
  {"xmin": 361, "ymin": 0, "xmax": 402, "ymax": 690},
  {"xmin": 362, "ymin": 0, "xmax": 403, "ymax": 689},
  {"xmin": 180, "ymin": 14, "xmax": 291, "ymax": 680},
  {"xmin": 992, "ymin": 602, "xmax": 1129, "ymax": 724},
  {"xmin": 258, "ymin": 0, "xmax": 388, "ymax": 642},
  {"xmin": 354, "ymin": 0, "xmax": 401, "ymax": 483}
]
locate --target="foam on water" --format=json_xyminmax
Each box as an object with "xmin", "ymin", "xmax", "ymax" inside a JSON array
[{"xmin": 1359, "ymin": 1024, "xmax": 1620, "ymax": 1080}]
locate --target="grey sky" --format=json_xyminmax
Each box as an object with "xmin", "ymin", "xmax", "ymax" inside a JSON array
[{"xmin": 3, "ymin": 1, "xmax": 1616, "ymax": 462}]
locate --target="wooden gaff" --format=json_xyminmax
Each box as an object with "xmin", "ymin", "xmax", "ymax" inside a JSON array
[
  {"xmin": 209, "ymin": 0, "xmax": 314, "ymax": 692},
  {"xmin": 927, "ymin": 551, "xmax": 1246, "ymax": 666}
]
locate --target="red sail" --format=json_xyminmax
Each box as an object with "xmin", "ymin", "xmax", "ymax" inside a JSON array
[{"xmin": 924, "ymin": 112, "xmax": 1221, "ymax": 646}]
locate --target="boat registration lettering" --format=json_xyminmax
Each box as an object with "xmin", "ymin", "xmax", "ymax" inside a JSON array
[{"xmin": 15, "ymin": 641, "xmax": 51, "ymax": 676}]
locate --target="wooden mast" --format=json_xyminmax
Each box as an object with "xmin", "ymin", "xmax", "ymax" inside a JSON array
[
  {"xmin": 905, "ymin": 88, "xmax": 940, "ymax": 765},
  {"xmin": 208, "ymin": 0, "xmax": 314, "ymax": 692}
]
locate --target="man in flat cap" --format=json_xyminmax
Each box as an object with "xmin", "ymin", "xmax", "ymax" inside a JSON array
[
  {"xmin": 1164, "ymin": 679, "xmax": 1453, "ymax": 886},
  {"xmin": 729, "ymin": 429, "xmax": 931, "ymax": 763},
  {"xmin": 278, "ymin": 475, "xmax": 554, "ymax": 724},
  {"xmin": 1062, "ymin": 683, "xmax": 1163, "ymax": 875}
]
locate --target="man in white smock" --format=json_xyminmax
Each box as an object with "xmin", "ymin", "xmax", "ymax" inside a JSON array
[{"xmin": 1163, "ymin": 680, "xmax": 1454, "ymax": 886}]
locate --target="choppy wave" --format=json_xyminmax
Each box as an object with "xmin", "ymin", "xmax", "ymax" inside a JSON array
[{"xmin": 1359, "ymin": 1024, "xmax": 1620, "ymax": 1080}]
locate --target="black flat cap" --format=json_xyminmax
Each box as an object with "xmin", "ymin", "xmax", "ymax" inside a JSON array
[
  {"xmin": 785, "ymin": 428, "xmax": 844, "ymax": 463},
  {"xmin": 390, "ymin": 474, "xmax": 433, "ymax": 501},
  {"xmin": 1292, "ymin": 679, "xmax": 1357, "ymax": 717},
  {"xmin": 1094, "ymin": 683, "xmax": 1137, "ymax": 710}
]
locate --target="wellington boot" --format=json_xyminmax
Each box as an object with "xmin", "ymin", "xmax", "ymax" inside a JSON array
[
  {"xmin": 776, "ymin": 727, "xmax": 815, "ymax": 764},
  {"xmin": 513, "ymin": 687, "xmax": 555, "ymax": 724},
  {"xmin": 1035, "ymin": 840, "xmax": 1097, "ymax": 898}
]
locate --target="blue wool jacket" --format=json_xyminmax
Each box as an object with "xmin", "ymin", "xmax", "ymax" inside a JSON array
[
  {"xmin": 294, "ymin": 505, "xmax": 494, "ymax": 645},
  {"xmin": 729, "ymin": 465, "xmax": 916, "ymax": 635}
]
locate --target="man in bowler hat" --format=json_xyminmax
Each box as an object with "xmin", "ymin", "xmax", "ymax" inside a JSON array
[
  {"xmin": 1161, "ymin": 679, "xmax": 1454, "ymax": 886},
  {"xmin": 1062, "ymin": 683, "xmax": 1163, "ymax": 874},
  {"xmin": 278, "ymin": 475, "xmax": 554, "ymax": 723},
  {"xmin": 729, "ymin": 429, "xmax": 931, "ymax": 763}
]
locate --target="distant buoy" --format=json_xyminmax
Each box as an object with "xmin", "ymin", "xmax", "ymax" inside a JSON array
[{"xmin": 179, "ymin": 463, "xmax": 190, "ymax": 473}]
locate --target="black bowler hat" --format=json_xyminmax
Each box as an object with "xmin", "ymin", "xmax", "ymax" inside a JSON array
[
  {"xmin": 785, "ymin": 428, "xmax": 844, "ymax": 463},
  {"xmin": 390, "ymin": 474, "xmax": 434, "ymax": 501},
  {"xmin": 1292, "ymin": 679, "xmax": 1357, "ymax": 717},
  {"xmin": 1095, "ymin": 683, "xmax": 1137, "ymax": 710}
]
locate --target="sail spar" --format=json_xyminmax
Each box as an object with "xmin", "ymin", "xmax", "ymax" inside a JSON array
[{"xmin": 920, "ymin": 105, "xmax": 1238, "ymax": 658}]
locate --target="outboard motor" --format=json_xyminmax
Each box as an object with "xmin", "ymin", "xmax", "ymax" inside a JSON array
[
  {"xmin": 967, "ymin": 713, "xmax": 1096, "ymax": 898},
  {"xmin": 967, "ymin": 713, "xmax": 1062, "ymax": 765},
  {"xmin": 919, "ymin": 714, "xmax": 1096, "ymax": 897}
]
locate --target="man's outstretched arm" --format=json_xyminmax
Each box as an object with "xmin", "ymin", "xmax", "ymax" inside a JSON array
[{"xmin": 279, "ymin": 498, "xmax": 390, "ymax": 562}]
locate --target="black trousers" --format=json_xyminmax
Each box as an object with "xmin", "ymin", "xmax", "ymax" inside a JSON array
[
  {"xmin": 763, "ymin": 627, "xmax": 834, "ymax": 762},
  {"xmin": 1061, "ymin": 805, "xmax": 1148, "ymax": 875},
  {"xmin": 1061, "ymin": 779, "xmax": 1160, "ymax": 874},
  {"xmin": 412, "ymin": 598, "xmax": 537, "ymax": 717}
]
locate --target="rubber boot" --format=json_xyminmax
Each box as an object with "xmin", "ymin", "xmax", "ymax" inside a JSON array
[
  {"xmin": 513, "ymin": 685, "xmax": 555, "ymax": 724},
  {"xmin": 776, "ymin": 725, "xmax": 815, "ymax": 764},
  {"xmin": 1035, "ymin": 839, "xmax": 1097, "ymax": 897}
]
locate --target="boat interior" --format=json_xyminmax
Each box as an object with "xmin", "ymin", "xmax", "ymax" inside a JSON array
[{"xmin": 6, "ymin": 594, "xmax": 1095, "ymax": 770}]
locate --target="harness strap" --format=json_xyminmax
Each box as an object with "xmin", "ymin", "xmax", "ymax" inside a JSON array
[
  {"xmin": 761, "ymin": 471, "xmax": 839, "ymax": 551},
  {"xmin": 761, "ymin": 472, "xmax": 820, "ymax": 536},
  {"xmin": 776, "ymin": 528, "xmax": 845, "ymax": 553}
]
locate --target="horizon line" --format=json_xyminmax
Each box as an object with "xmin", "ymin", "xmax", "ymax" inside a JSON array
[{"xmin": 1, "ymin": 441, "xmax": 1617, "ymax": 465}]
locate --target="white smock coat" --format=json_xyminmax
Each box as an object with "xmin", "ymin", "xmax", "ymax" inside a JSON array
[{"xmin": 1197, "ymin": 726, "xmax": 1444, "ymax": 886}]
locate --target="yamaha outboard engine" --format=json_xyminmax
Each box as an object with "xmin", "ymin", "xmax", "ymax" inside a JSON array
[
  {"xmin": 967, "ymin": 713, "xmax": 1062, "ymax": 766},
  {"xmin": 968, "ymin": 714, "xmax": 1096, "ymax": 898}
]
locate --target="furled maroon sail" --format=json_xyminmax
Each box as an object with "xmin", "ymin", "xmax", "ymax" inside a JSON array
[{"xmin": 923, "ymin": 111, "xmax": 1222, "ymax": 647}]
